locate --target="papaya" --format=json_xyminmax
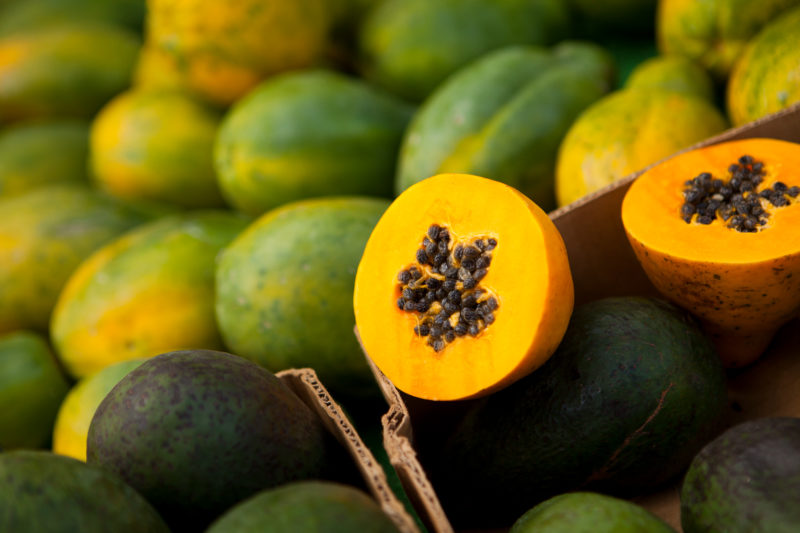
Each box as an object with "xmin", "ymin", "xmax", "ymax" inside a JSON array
[
  {"xmin": 0, "ymin": 23, "xmax": 140, "ymax": 123},
  {"xmin": 657, "ymin": 0, "xmax": 800, "ymax": 81},
  {"xmin": 357, "ymin": 0, "xmax": 571, "ymax": 102},
  {"xmin": 87, "ymin": 349, "xmax": 336, "ymax": 530},
  {"xmin": 727, "ymin": 5, "xmax": 800, "ymax": 126},
  {"xmin": 207, "ymin": 481, "xmax": 401, "ymax": 533},
  {"xmin": 432, "ymin": 297, "xmax": 727, "ymax": 528},
  {"xmin": 0, "ymin": 0, "xmax": 146, "ymax": 36},
  {"xmin": 0, "ymin": 331, "xmax": 70, "ymax": 450},
  {"xmin": 681, "ymin": 417, "xmax": 800, "ymax": 533},
  {"xmin": 621, "ymin": 137, "xmax": 800, "ymax": 368},
  {"xmin": 395, "ymin": 42, "xmax": 615, "ymax": 211},
  {"xmin": 555, "ymin": 57, "xmax": 727, "ymax": 207},
  {"xmin": 510, "ymin": 492, "xmax": 676, "ymax": 533},
  {"xmin": 132, "ymin": 44, "xmax": 183, "ymax": 91},
  {"xmin": 89, "ymin": 88, "xmax": 225, "ymax": 208},
  {"xmin": 146, "ymin": 0, "xmax": 333, "ymax": 106},
  {"xmin": 51, "ymin": 210, "xmax": 249, "ymax": 379},
  {"xmin": 0, "ymin": 184, "xmax": 156, "ymax": 334},
  {"xmin": 0, "ymin": 119, "xmax": 89, "ymax": 198},
  {"xmin": 354, "ymin": 173, "xmax": 573, "ymax": 401},
  {"xmin": 215, "ymin": 70, "xmax": 413, "ymax": 216},
  {"xmin": 624, "ymin": 55, "xmax": 714, "ymax": 101},
  {"xmin": 52, "ymin": 358, "xmax": 145, "ymax": 461},
  {"xmin": 0, "ymin": 450, "xmax": 170, "ymax": 532},
  {"xmin": 216, "ymin": 196, "xmax": 389, "ymax": 398}
]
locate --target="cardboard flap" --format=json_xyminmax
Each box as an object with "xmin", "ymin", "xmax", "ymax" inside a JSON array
[{"xmin": 277, "ymin": 368, "xmax": 420, "ymax": 533}]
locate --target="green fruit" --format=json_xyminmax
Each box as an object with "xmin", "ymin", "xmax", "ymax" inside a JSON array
[
  {"xmin": 727, "ymin": 5, "xmax": 800, "ymax": 126},
  {"xmin": 0, "ymin": 184, "xmax": 155, "ymax": 334},
  {"xmin": 51, "ymin": 358, "xmax": 145, "ymax": 461},
  {"xmin": 207, "ymin": 481, "xmax": 401, "ymax": 533},
  {"xmin": 511, "ymin": 492, "xmax": 676, "ymax": 533},
  {"xmin": 358, "ymin": 0, "xmax": 571, "ymax": 102},
  {"xmin": 395, "ymin": 42, "xmax": 615, "ymax": 211},
  {"xmin": 0, "ymin": 23, "xmax": 140, "ymax": 123},
  {"xmin": 0, "ymin": 0, "xmax": 146, "ymax": 36},
  {"xmin": 433, "ymin": 297, "xmax": 727, "ymax": 528},
  {"xmin": 90, "ymin": 88, "xmax": 225, "ymax": 208},
  {"xmin": 681, "ymin": 417, "xmax": 800, "ymax": 533},
  {"xmin": 51, "ymin": 210, "xmax": 249, "ymax": 379},
  {"xmin": 215, "ymin": 196, "xmax": 388, "ymax": 398},
  {"xmin": 215, "ymin": 69, "xmax": 413, "ymax": 216},
  {"xmin": 87, "ymin": 349, "xmax": 334, "ymax": 530},
  {"xmin": 0, "ymin": 119, "xmax": 89, "ymax": 198},
  {"xmin": 0, "ymin": 331, "xmax": 70, "ymax": 450},
  {"xmin": 624, "ymin": 55, "xmax": 715, "ymax": 102},
  {"xmin": 0, "ymin": 450, "xmax": 170, "ymax": 532}
]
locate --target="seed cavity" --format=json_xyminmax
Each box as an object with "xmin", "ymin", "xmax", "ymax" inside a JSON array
[
  {"xmin": 396, "ymin": 224, "xmax": 499, "ymax": 353},
  {"xmin": 681, "ymin": 155, "xmax": 799, "ymax": 232}
]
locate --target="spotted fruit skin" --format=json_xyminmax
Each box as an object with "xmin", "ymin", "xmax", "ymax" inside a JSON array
[
  {"xmin": 657, "ymin": 0, "xmax": 800, "ymax": 81},
  {"xmin": 727, "ymin": 5, "xmax": 800, "ymax": 126},
  {"xmin": 146, "ymin": 0, "xmax": 332, "ymax": 106}
]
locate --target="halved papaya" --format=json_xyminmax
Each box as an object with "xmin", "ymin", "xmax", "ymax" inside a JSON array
[
  {"xmin": 621, "ymin": 138, "xmax": 800, "ymax": 368},
  {"xmin": 354, "ymin": 173, "xmax": 573, "ymax": 401}
]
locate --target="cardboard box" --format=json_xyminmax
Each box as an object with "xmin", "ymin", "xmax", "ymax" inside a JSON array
[
  {"xmin": 275, "ymin": 368, "xmax": 420, "ymax": 533},
  {"xmin": 364, "ymin": 102, "xmax": 800, "ymax": 533}
]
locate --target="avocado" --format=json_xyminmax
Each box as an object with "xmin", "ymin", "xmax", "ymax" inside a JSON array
[
  {"xmin": 87, "ymin": 349, "xmax": 339, "ymax": 531},
  {"xmin": 206, "ymin": 480, "xmax": 401, "ymax": 533},
  {"xmin": 432, "ymin": 296, "xmax": 728, "ymax": 528},
  {"xmin": 0, "ymin": 450, "xmax": 170, "ymax": 532},
  {"xmin": 510, "ymin": 492, "xmax": 675, "ymax": 532},
  {"xmin": 681, "ymin": 417, "xmax": 800, "ymax": 533}
]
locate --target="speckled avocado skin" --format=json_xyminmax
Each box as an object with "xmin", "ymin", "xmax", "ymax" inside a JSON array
[
  {"xmin": 433, "ymin": 297, "xmax": 728, "ymax": 528},
  {"xmin": 681, "ymin": 417, "xmax": 800, "ymax": 533},
  {"xmin": 87, "ymin": 349, "xmax": 332, "ymax": 531}
]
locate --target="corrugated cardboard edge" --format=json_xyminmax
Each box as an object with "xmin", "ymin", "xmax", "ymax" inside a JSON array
[
  {"xmin": 362, "ymin": 102, "xmax": 800, "ymax": 533},
  {"xmin": 276, "ymin": 368, "xmax": 420, "ymax": 533}
]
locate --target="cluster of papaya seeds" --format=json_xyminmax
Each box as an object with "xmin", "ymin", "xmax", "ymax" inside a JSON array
[
  {"xmin": 86, "ymin": 349, "xmax": 352, "ymax": 531},
  {"xmin": 681, "ymin": 417, "xmax": 800, "ymax": 533},
  {"xmin": 354, "ymin": 173, "xmax": 574, "ymax": 401},
  {"xmin": 431, "ymin": 296, "xmax": 727, "ymax": 528},
  {"xmin": 622, "ymin": 137, "xmax": 800, "ymax": 368}
]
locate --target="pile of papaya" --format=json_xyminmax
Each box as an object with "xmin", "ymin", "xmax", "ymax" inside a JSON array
[{"xmin": 1, "ymin": 0, "xmax": 799, "ymax": 531}]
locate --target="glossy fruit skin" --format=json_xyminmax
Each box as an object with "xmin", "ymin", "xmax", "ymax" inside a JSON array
[
  {"xmin": 510, "ymin": 492, "xmax": 676, "ymax": 533},
  {"xmin": 216, "ymin": 197, "xmax": 389, "ymax": 398},
  {"xmin": 358, "ymin": 0, "xmax": 570, "ymax": 102},
  {"xmin": 0, "ymin": 331, "xmax": 70, "ymax": 450},
  {"xmin": 215, "ymin": 69, "xmax": 413, "ymax": 217},
  {"xmin": 0, "ymin": 119, "xmax": 89, "ymax": 198},
  {"xmin": 681, "ymin": 417, "xmax": 800, "ymax": 533},
  {"xmin": 0, "ymin": 23, "xmax": 140, "ymax": 123},
  {"xmin": 0, "ymin": 450, "xmax": 170, "ymax": 532},
  {"xmin": 395, "ymin": 42, "xmax": 615, "ymax": 212},
  {"xmin": 206, "ymin": 481, "xmax": 401, "ymax": 533},
  {"xmin": 433, "ymin": 297, "xmax": 727, "ymax": 528},
  {"xmin": 87, "ymin": 349, "xmax": 333, "ymax": 531},
  {"xmin": 727, "ymin": 5, "xmax": 800, "ymax": 126},
  {"xmin": 90, "ymin": 88, "xmax": 225, "ymax": 208},
  {"xmin": 0, "ymin": 184, "xmax": 154, "ymax": 334},
  {"xmin": 146, "ymin": 0, "xmax": 333, "ymax": 106},
  {"xmin": 51, "ymin": 210, "xmax": 249, "ymax": 378},
  {"xmin": 657, "ymin": 0, "xmax": 800, "ymax": 80},
  {"xmin": 51, "ymin": 358, "xmax": 145, "ymax": 461}
]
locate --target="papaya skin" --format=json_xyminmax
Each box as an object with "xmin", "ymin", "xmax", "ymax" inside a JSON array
[
  {"xmin": 354, "ymin": 173, "xmax": 573, "ymax": 401},
  {"xmin": 622, "ymin": 138, "xmax": 800, "ymax": 368}
]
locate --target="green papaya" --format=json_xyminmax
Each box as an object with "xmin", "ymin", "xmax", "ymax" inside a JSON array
[{"xmin": 395, "ymin": 42, "xmax": 615, "ymax": 211}]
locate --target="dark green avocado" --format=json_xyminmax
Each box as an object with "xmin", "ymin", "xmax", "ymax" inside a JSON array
[
  {"xmin": 433, "ymin": 296, "xmax": 728, "ymax": 528},
  {"xmin": 87, "ymin": 349, "xmax": 339, "ymax": 532},
  {"xmin": 681, "ymin": 416, "xmax": 800, "ymax": 533}
]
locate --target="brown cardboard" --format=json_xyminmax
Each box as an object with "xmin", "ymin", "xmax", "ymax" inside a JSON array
[
  {"xmin": 276, "ymin": 368, "xmax": 420, "ymax": 533},
  {"xmin": 365, "ymin": 102, "xmax": 800, "ymax": 533}
]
